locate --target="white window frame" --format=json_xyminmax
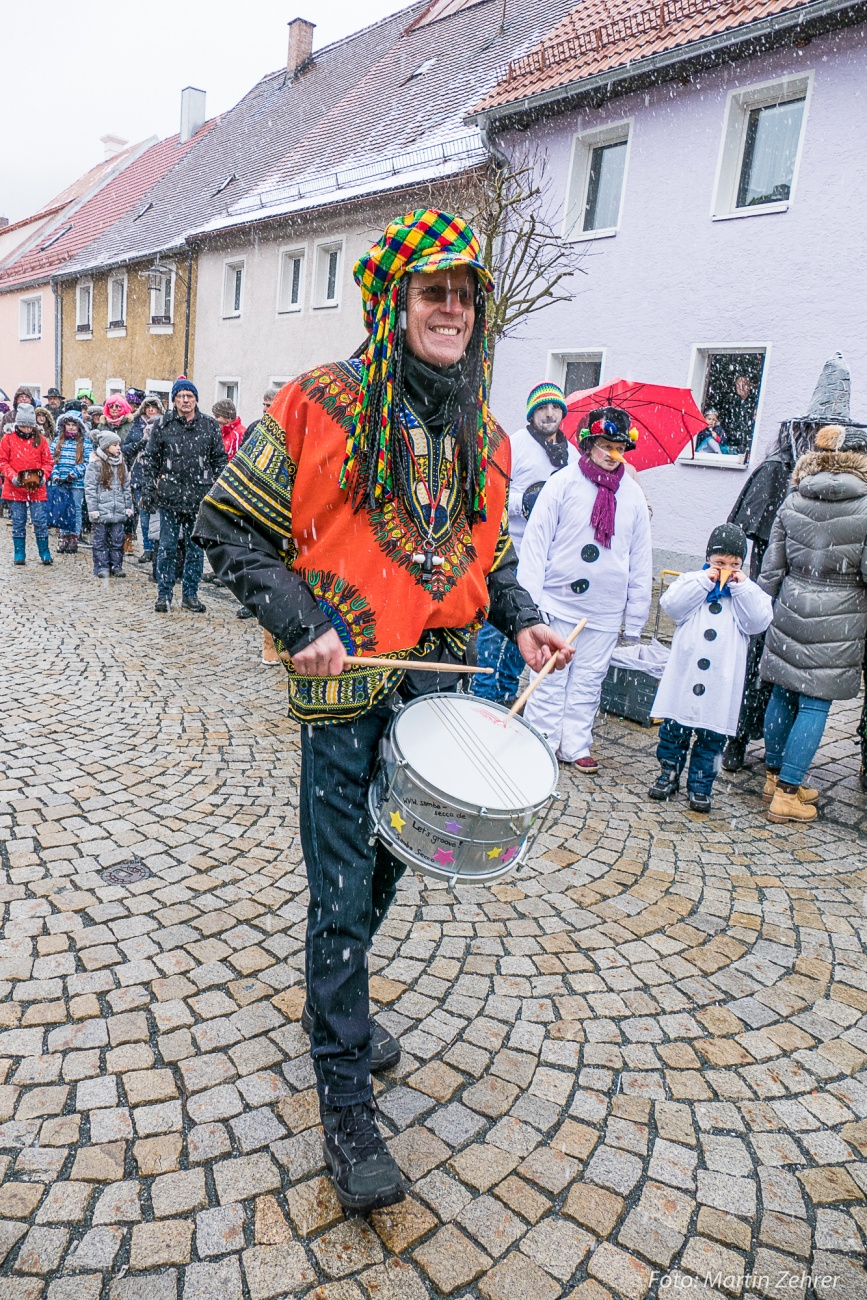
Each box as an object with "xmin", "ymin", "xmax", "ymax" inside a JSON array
[
  {"xmin": 313, "ymin": 240, "xmax": 343, "ymax": 309},
  {"xmin": 222, "ymin": 259, "xmax": 245, "ymax": 319},
  {"xmin": 547, "ymin": 348, "xmax": 606, "ymax": 397},
  {"xmin": 19, "ymin": 294, "xmax": 43, "ymax": 341},
  {"xmin": 712, "ymin": 73, "xmax": 812, "ymax": 220},
  {"xmin": 105, "ymin": 378, "xmax": 126, "ymax": 402},
  {"xmin": 75, "ymin": 280, "xmax": 93, "ymax": 337},
  {"xmin": 680, "ymin": 342, "xmax": 770, "ymax": 470},
  {"xmin": 22, "ymin": 383, "xmax": 42, "ymax": 406},
  {"xmin": 106, "ymin": 272, "xmax": 128, "ymax": 335},
  {"xmin": 563, "ymin": 118, "xmax": 632, "ymax": 242},
  {"xmin": 149, "ymin": 262, "xmax": 175, "ymax": 333},
  {"xmin": 146, "ymin": 378, "xmax": 172, "ymax": 408},
  {"xmin": 269, "ymin": 377, "xmax": 290, "ymax": 389},
  {"xmin": 75, "ymin": 378, "xmax": 93, "ymax": 400},
  {"xmin": 277, "ymin": 246, "xmax": 306, "ymax": 315},
  {"xmin": 215, "ymin": 377, "xmax": 241, "ymax": 407}
]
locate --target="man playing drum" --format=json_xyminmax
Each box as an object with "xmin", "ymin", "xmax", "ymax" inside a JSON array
[{"xmin": 195, "ymin": 210, "xmax": 572, "ymax": 1215}]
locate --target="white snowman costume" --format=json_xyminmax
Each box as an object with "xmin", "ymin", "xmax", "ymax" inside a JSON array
[
  {"xmin": 508, "ymin": 425, "xmax": 579, "ymax": 557},
  {"xmin": 518, "ymin": 461, "xmax": 653, "ymax": 761},
  {"xmin": 651, "ymin": 570, "xmax": 773, "ymax": 734}
]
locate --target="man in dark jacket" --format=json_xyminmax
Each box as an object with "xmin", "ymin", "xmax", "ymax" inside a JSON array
[{"xmin": 141, "ymin": 378, "xmax": 226, "ymax": 613}]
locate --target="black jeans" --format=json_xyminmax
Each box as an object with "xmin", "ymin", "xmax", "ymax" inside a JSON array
[
  {"xmin": 157, "ymin": 510, "xmax": 203, "ymax": 602},
  {"xmin": 92, "ymin": 521, "xmax": 125, "ymax": 573},
  {"xmin": 657, "ymin": 718, "xmax": 726, "ymax": 796},
  {"xmin": 300, "ymin": 701, "xmax": 406, "ymax": 1106}
]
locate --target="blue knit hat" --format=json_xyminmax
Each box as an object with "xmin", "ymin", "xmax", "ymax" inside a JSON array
[{"xmin": 171, "ymin": 376, "xmax": 199, "ymax": 402}]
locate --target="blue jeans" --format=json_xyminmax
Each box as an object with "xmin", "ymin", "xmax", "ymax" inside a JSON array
[
  {"xmin": 132, "ymin": 487, "xmax": 153, "ymax": 551},
  {"xmin": 157, "ymin": 511, "xmax": 203, "ymax": 601},
  {"xmin": 9, "ymin": 500, "xmax": 48, "ymax": 539},
  {"xmin": 300, "ymin": 701, "xmax": 406, "ymax": 1106},
  {"xmin": 764, "ymin": 685, "xmax": 831, "ymax": 787},
  {"xmin": 472, "ymin": 620, "xmax": 524, "ymax": 703},
  {"xmin": 657, "ymin": 718, "xmax": 726, "ymax": 796}
]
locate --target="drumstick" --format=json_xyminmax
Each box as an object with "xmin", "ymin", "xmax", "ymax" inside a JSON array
[
  {"xmin": 343, "ymin": 656, "xmax": 491, "ymax": 675},
  {"xmin": 506, "ymin": 619, "xmax": 587, "ymax": 719},
  {"xmin": 273, "ymin": 651, "xmax": 491, "ymax": 675}
]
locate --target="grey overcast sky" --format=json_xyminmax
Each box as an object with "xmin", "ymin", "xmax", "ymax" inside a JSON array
[{"xmin": 1, "ymin": 0, "xmax": 414, "ymax": 224}]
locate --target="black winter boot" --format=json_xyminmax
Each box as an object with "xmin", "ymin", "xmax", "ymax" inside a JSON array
[
  {"xmin": 302, "ymin": 1001, "xmax": 400, "ymax": 1072},
  {"xmin": 648, "ymin": 768, "xmax": 680, "ymax": 801},
  {"xmin": 721, "ymin": 739, "xmax": 746, "ymax": 771},
  {"xmin": 322, "ymin": 1101, "xmax": 405, "ymax": 1213},
  {"xmin": 688, "ymin": 791, "xmax": 712, "ymax": 813}
]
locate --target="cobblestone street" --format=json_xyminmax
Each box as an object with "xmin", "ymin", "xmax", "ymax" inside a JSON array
[{"xmin": 1, "ymin": 544, "xmax": 866, "ymax": 1300}]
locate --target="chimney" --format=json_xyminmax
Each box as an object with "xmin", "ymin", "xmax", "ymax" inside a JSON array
[
  {"xmin": 287, "ymin": 18, "xmax": 315, "ymax": 74},
  {"xmin": 100, "ymin": 134, "xmax": 128, "ymax": 160},
  {"xmin": 180, "ymin": 87, "xmax": 207, "ymax": 143}
]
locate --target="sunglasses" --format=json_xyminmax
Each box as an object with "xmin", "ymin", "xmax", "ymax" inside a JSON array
[{"xmin": 409, "ymin": 284, "xmax": 475, "ymax": 306}]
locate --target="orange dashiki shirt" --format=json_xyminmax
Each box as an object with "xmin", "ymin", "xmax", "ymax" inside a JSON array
[{"xmin": 208, "ymin": 359, "xmax": 514, "ymax": 724}]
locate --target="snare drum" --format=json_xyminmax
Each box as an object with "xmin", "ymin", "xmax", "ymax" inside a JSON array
[{"xmin": 368, "ymin": 693, "xmax": 559, "ymax": 884}]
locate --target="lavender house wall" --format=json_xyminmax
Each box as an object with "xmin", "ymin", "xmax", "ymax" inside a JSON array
[{"xmin": 490, "ymin": 27, "xmax": 867, "ymax": 564}]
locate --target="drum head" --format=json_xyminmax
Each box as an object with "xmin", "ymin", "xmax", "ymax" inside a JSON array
[{"xmin": 392, "ymin": 694, "xmax": 557, "ymax": 813}]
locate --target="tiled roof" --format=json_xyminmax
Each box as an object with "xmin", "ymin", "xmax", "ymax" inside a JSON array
[
  {"xmin": 0, "ymin": 125, "xmax": 216, "ymax": 292},
  {"xmin": 471, "ymin": 0, "xmax": 824, "ymax": 115},
  {"xmin": 58, "ymin": 0, "xmax": 578, "ymax": 271}
]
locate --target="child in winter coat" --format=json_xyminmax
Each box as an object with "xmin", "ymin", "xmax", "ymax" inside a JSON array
[
  {"xmin": 648, "ymin": 523, "xmax": 773, "ymax": 813},
  {"xmin": 518, "ymin": 406, "xmax": 653, "ymax": 772},
  {"xmin": 0, "ymin": 403, "xmax": 55, "ymax": 565},
  {"xmin": 49, "ymin": 413, "xmax": 92, "ymax": 552},
  {"xmin": 84, "ymin": 431, "xmax": 134, "ymax": 578}
]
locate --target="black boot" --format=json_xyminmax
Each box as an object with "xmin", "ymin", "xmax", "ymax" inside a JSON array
[
  {"xmin": 648, "ymin": 768, "xmax": 679, "ymax": 801},
  {"xmin": 721, "ymin": 739, "xmax": 746, "ymax": 771},
  {"xmin": 688, "ymin": 791, "xmax": 712, "ymax": 813},
  {"xmin": 302, "ymin": 1001, "xmax": 400, "ymax": 1072},
  {"xmin": 181, "ymin": 596, "xmax": 207, "ymax": 612},
  {"xmin": 322, "ymin": 1101, "xmax": 405, "ymax": 1213}
]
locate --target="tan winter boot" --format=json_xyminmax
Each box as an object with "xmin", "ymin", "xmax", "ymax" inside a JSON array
[
  {"xmin": 762, "ymin": 772, "xmax": 819, "ymax": 805},
  {"xmin": 767, "ymin": 787, "xmax": 818, "ymax": 823}
]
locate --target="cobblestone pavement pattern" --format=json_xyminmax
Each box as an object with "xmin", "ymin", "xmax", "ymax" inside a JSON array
[{"xmin": 1, "ymin": 548, "xmax": 866, "ymax": 1300}]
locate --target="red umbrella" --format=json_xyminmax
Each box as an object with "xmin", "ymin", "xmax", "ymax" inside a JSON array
[{"xmin": 561, "ymin": 378, "xmax": 708, "ymax": 471}]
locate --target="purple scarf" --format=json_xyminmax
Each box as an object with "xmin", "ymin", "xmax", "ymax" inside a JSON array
[{"xmin": 580, "ymin": 452, "xmax": 624, "ymax": 548}]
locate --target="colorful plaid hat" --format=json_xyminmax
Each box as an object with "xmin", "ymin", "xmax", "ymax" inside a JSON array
[
  {"xmin": 353, "ymin": 208, "xmax": 494, "ymax": 335},
  {"xmin": 527, "ymin": 382, "xmax": 567, "ymax": 421},
  {"xmin": 342, "ymin": 210, "xmax": 496, "ymax": 520}
]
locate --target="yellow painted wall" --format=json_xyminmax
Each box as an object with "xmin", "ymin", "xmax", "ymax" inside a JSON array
[{"xmin": 60, "ymin": 256, "xmax": 198, "ymax": 401}]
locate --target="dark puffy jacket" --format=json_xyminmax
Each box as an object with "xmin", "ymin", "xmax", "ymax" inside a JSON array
[
  {"xmin": 759, "ymin": 448, "xmax": 867, "ymax": 699},
  {"xmin": 140, "ymin": 408, "xmax": 227, "ymax": 516}
]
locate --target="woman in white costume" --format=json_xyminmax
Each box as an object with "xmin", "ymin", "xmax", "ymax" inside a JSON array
[{"xmin": 518, "ymin": 406, "xmax": 652, "ymax": 772}]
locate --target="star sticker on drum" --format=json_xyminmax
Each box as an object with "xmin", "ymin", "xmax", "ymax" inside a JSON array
[
  {"xmin": 389, "ymin": 811, "xmax": 406, "ymax": 834},
  {"xmin": 433, "ymin": 847, "xmax": 455, "ymax": 866},
  {"xmin": 444, "ymin": 819, "xmax": 462, "ymax": 834},
  {"xmin": 486, "ymin": 847, "xmax": 502, "ymax": 859},
  {"xmin": 501, "ymin": 846, "xmax": 518, "ymax": 862}
]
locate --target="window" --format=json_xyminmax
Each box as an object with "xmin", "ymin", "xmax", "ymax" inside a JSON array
[
  {"xmin": 314, "ymin": 242, "xmax": 342, "ymax": 307},
  {"xmin": 75, "ymin": 379, "xmax": 93, "ymax": 400},
  {"xmin": 146, "ymin": 378, "xmax": 172, "ymax": 408},
  {"xmin": 22, "ymin": 384, "xmax": 42, "ymax": 406},
  {"xmin": 216, "ymin": 378, "xmax": 240, "ymax": 406},
  {"xmin": 550, "ymin": 351, "xmax": 604, "ymax": 398},
  {"xmin": 714, "ymin": 75, "xmax": 810, "ymax": 217},
  {"xmin": 222, "ymin": 261, "xmax": 244, "ymax": 318},
  {"xmin": 683, "ymin": 347, "xmax": 767, "ymax": 466},
  {"xmin": 277, "ymin": 248, "xmax": 305, "ymax": 314},
  {"xmin": 105, "ymin": 379, "xmax": 125, "ymax": 401},
  {"xmin": 19, "ymin": 295, "xmax": 42, "ymax": 341},
  {"xmin": 76, "ymin": 281, "xmax": 93, "ymax": 334},
  {"xmin": 564, "ymin": 121, "xmax": 631, "ymax": 240},
  {"xmin": 107, "ymin": 273, "xmax": 127, "ymax": 329},
  {"xmin": 149, "ymin": 267, "xmax": 173, "ymax": 326}
]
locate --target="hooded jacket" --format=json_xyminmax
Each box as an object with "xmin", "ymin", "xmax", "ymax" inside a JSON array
[
  {"xmin": 0, "ymin": 429, "xmax": 54, "ymax": 501},
  {"xmin": 140, "ymin": 406, "xmax": 227, "ymax": 515},
  {"xmin": 759, "ymin": 447, "xmax": 867, "ymax": 699},
  {"xmin": 84, "ymin": 448, "xmax": 133, "ymax": 523},
  {"xmin": 51, "ymin": 415, "xmax": 92, "ymax": 485}
]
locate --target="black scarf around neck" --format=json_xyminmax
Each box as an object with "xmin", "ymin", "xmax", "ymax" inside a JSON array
[
  {"xmin": 528, "ymin": 423, "xmax": 569, "ymax": 469},
  {"xmin": 403, "ymin": 352, "xmax": 465, "ymax": 435}
]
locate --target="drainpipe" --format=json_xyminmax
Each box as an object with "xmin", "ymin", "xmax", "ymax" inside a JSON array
[
  {"xmin": 183, "ymin": 248, "xmax": 194, "ymax": 375},
  {"xmin": 479, "ymin": 121, "xmax": 510, "ymax": 170},
  {"xmin": 52, "ymin": 279, "xmax": 62, "ymax": 391}
]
